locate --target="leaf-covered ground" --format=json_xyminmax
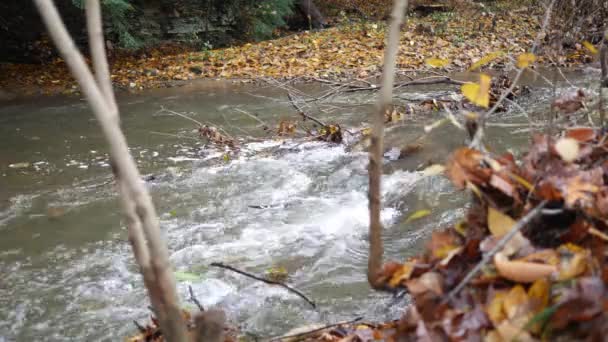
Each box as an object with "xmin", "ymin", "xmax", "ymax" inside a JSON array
[{"xmin": 0, "ymin": 7, "xmax": 590, "ymax": 97}]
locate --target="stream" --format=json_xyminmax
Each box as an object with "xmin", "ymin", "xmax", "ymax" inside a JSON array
[{"xmin": 0, "ymin": 69, "xmax": 600, "ymax": 341}]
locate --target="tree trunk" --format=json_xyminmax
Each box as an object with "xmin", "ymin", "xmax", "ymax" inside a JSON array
[{"xmin": 296, "ymin": 0, "xmax": 325, "ymax": 29}]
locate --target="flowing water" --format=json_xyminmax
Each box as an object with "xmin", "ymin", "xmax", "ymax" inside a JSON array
[{"xmin": 0, "ymin": 69, "xmax": 599, "ymax": 341}]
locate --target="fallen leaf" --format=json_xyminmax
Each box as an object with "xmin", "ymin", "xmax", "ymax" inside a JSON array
[
  {"xmin": 425, "ymin": 57, "xmax": 450, "ymax": 68},
  {"xmin": 487, "ymin": 207, "xmax": 529, "ymax": 255},
  {"xmin": 516, "ymin": 53, "xmax": 536, "ymax": 68},
  {"xmin": 494, "ymin": 252, "xmax": 556, "ymax": 283},
  {"xmin": 583, "ymin": 41, "xmax": 598, "ymax": 55}
]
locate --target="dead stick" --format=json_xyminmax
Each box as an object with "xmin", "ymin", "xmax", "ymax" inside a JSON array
[
  {"xmin": 210, "ymin": 262, "xmax": 316, "ymax": 308},
  {"xmin": 446, "ymin": 200, "xmax": 547, "ymax": 300},
  {"xmin": 189, "ymin": 285, "xmax": 205, "ymax": 312},
  {"xmin": 287, "ymin": 92, "xmax": 328, "ymax": 128},
  {"xmin": 266, "ymin": 317, "xmax": 364, "ymax": 342}
]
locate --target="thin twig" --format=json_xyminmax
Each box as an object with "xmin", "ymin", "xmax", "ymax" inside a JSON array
[
  {"xmin": 446, "ymin": 201, "xmax": 547, "ymax": 300},
  {"xmin": 149, "ymin": 131, "xmax": 200, "ymax": 141},
  {"xmin": 266, "ymin": 317, "xmax": 364, "ymax": 342},
  {"xmin": 158, "ymin": 106, "xmax": 205, "ymax": 127},
  {"xmin": 287, "ymin": 92, "xmax": 328, "ymax": 128},
  {"xmin": 35, "ymin": 1, "xmax": 187, "ymax": 340},
  {"xmin": 210, "ymin": 262, "xmax": 316, "ymax": 308},
  {"xmin": 234, "ymin": 108, "xmax": 270, "ymax": 128},
  {"xmin": 188, "ymin": 285, "xmax": 205, "ymax": 312}
]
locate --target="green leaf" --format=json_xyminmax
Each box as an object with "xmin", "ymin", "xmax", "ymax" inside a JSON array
[{"xmin": 175, "ymin": 271, "xmax": 200, "ymax": 282}]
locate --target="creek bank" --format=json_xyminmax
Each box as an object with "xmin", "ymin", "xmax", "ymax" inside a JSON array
[{"xmin": 0, "ymin": 8, "xmax": 594, "ymax": 99}]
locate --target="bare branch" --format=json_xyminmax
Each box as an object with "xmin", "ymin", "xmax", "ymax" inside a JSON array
[
  {"xmin": 34, "ymin": 1, "xmax": 187, "ymax": 340},
  {"xmin": 85, "ymin": 0, "xmax": 116, "ymax": 112},
  {"xmin": 210, "ymin": 262, "xmax": 316, "ymax": 308},
  {"xmin": 368, "ymin": 0, "xmax": 409, "ymax": 291},
  {"xmin": 266, "ymin": 317, "xmax": 364, "ymax": 342},
  {"xmin": 287, "ymin": 92, "xmax": 328, "ymax": 127}
]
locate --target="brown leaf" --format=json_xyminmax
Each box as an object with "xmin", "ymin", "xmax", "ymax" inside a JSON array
[
  {"xmin": 551, "ymin": 89, "xmax": 586, "ymax": 114},
  {"xmin": 445, "ymin": 148, "xmax": 490, "ymax": 189}
]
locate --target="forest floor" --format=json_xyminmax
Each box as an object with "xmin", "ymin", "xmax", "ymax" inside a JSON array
[{"xmin": 0, "ymin": 4, "xmax": 593, "ymax": 99}]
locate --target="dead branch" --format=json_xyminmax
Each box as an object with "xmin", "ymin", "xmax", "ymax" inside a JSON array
[
  {"xmin": 309, "ymin": 75, "xmax": 463, "ymax": 102},
  {"xmin": 85, "ymin": 0, "xmax": 116, "ymax": 111},
  {"xmin": 189, "ymin": 285, "xmax": 205, "ymax": 312},
  {"xmin": 266, "ymin": 317, "xmax": 364, "ymax": 342},
  {"xmin": 158, "ymin": 106, "xmax": 205, "ymax": 127},
  {"xmin": 446, "ymin": 201, "xmax": 547, "ymax": 300},
  {"xmin": 210, "ymin": 262, "xmax": 316, "ymax": 308},
  {"xmin": 34, "ymin": 1, "xmax": 187, "ymax": 340},
  {"xmin": 287, "ymin": 92, "xmax": 328, "ymax": 127},
  {"xmin": 367, "ymin": 0, "xmax": 409, "ymax": 291}
]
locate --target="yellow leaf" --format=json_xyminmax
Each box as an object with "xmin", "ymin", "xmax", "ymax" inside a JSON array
[
  {"xmin": 486, "ymin": 291, "xmax": 507, "ymax": 325},
  {"xmin": 528, "ymin": 278, "xmax": 549, "ymax": 313},
  {"xmin": 488, "ymin": 207, "xmax": 529, "ymax": 255},
  {"xmin": 516, "ymin": 53, "xmax": 537, "ymax": 68},
  {"xmin": 388, "ymin": 261, "xmax": 415, "ymax": 287},
  {"xmin": 425, "ymin": 57, "xmax": 450, "ymax": 68},
  {"xmin": 454, "ymin": 220, "xmax": 468, "ymax": 236},
  {"xmin": 558, "ymin": 250, "xmax": 588, "ymax": 280},
  {"xmin": 487, "ymin": 207, "xmax": 515, "ymax": 237},
  {"xmin": 469, "ymin": 51, "xmax": 503, "ymax": 71},
  {"xmin": 405, "ymin": 209, "xmax": 431, "ymax": 223},
  {"xmin": 461, "ymin": 73, "xmax": 491, "ymax": 108},
  {"xmin": 583, "ymin": 41, "xmax": 598, "ymax": 55},
  {"xmin": 503, "ymin": 285, "xmax": 529, "ymax": 319}
]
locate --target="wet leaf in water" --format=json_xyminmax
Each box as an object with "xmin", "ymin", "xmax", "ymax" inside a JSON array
[{"xmin": 405, "ymin": 209, "xmax": 431, "ymax": 223}]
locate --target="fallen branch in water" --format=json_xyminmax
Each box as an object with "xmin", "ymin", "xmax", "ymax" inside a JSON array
[
  {"xmin": 188, "ymin": 285, "xmax": 205, "ymax": 312},
  {"xmin": 308, "ymin": 75, "xmax": 465, "ymax": 102},
  {"xmin": 210, "ymin": 262, "xmax": 316, "ymax": 308},
  {"xmin": 287, "ymin": 92, "xmax": 328, "ymax": 128},
  {"xmin": 266, "ymin": 317, "xmax": 364, "ymax": 342}
]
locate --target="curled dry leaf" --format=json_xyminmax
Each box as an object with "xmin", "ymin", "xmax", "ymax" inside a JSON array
[
  {"xmin": 446, "ymin": 147, "xmax": 489, "ymax": 189},
  {"xmin": 494, "ymin": 252, "xmax": 556, "ymax": 283}
]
